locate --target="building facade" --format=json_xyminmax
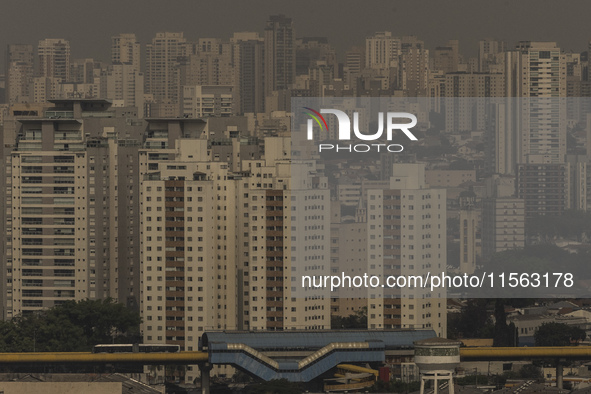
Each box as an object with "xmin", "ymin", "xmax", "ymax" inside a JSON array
[{"xmin": 4, "ymin": 99, "xmax": 141, "ymax": 317}]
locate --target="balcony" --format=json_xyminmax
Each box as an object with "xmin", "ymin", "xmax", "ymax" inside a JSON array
[
  {"xmin": 53, "ymin": 166, "xmax": 74, "ymax": 174},
  {"xmin": 23, "ymin": 280, "xmax": 43, "ymax": 287},
  {"xmin": 22, "ymin": 249, "xmax": 43, "ymax": 256},
  {"xmin": 45, "ymin": 111, "xmax": 74, "ymax": 119},
  {"xmin": 54, "ymin": 270, "xmax": 75, "ymax": 277},
  {"xmin": 22, "ymin": 269, "xmax": 43, "ymax": 277}
]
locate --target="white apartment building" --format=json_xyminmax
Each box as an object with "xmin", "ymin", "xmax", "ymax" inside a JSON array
[{"xmin": 367, "ymin": 164, "xmax": 447, "ymax": 337}]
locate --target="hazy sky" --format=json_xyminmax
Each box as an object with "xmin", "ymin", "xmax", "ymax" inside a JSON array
[{"xmin": 1, "ymin": 0, "xmax": 590, "ymax": 67}]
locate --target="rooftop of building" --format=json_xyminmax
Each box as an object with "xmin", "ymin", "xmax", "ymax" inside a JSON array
[
  {"xmin": 0, "ymin": 373, "xmax": 160, "ymax": 394},
  {"xmin": 201, "ymin": 329, "xmax": 436, "ymax": 351},
  {"xmin": 145, "ymin": 117, "xmax": 206, "ymax": 123},
  {"xmin": 414, "ymin": 337, "xmax": 462, "ymax": 346}
]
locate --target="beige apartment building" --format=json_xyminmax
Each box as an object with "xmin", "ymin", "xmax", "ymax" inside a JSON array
[
  {"xmin": 111, "ymin": 33, "xmax": 141, "ymax": 70},
  {"xmin": 6, "ymin": 44, "xmax": 34, "ymax": 105},
  {"xmin": 38, "ymin": 39, "xmax": 71, "ymax": 81},
  {"xmin": 182, "ymin": 85, "xmax": 234, "ymax": 118},
  {"xmin": 481, "ymin": 197, "xmax": 526, "ymax": 260},
  {"xmin": 145, "ymin": 32, "xmax": 187, "ymax": 113},
  {"xmin": 367, "ymin": 164, "xmax": 447, "ymax": 337},
  {"xmin": 138, "ymin": 122, "xmax": 330, "ymax": 381},
  {"xmin": 4, "ymin": 99, "xmax": 142, "ymax": 318},
  {"xmin": 245, "ymin": 159, "xmax": 330, "ymax": 332},
  {"xmin": 330, "ymin": 200, "xmax": 368, "ymax": 318}
]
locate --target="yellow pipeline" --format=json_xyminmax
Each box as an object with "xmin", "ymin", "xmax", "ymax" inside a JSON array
[
  {"xmin": 0, "ymin": 351, "xmax": 208, "ymax": 364},
  {"xmin": 338, "ymin": 363, "xmax": 379, "ymax": 377},
  {"xmin": 3, "ymin": 347, "xmax": 591, "ymax": 366},
  {"xmin": 461, "ymin": 347, "xmax": 591, "ymax": 360}
]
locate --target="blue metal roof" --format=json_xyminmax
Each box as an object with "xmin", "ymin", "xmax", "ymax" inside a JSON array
[
  {"xmin": 209, "ymin": 344, "xmax": 385, "ymax": 382},
  {"xmin": 201, "ymin": 330, "xmax": 435, "ymax": 351}
]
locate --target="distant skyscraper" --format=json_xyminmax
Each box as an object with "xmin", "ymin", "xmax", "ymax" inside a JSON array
[
  {"xmin": 433, "ymin": 40, "xmax": 460, "ymax": 74},
  {"xmin": 105, "ymin": 35, "xmax": 143, "ymax": 115},
  {"xmin": 102, "ymin": 64, "xmax": 145, "ymax": 117},
  {"xmin": 444, "ymin": 72, "xmax": 505, "ymax": 135},
  {"xmin": 6, "ymin": 44, "xmax": 34, "ymax": 104},
  {"xmin": 145, "ymin": 32, "xmax": 187, "ymax": 108},
  {"xmin": 504, "ymin": 42, "xmax": 567, "ymax": 166},
  {"xmin": 366, "ymin": 163, "xmax": 447, "ymax": 337},
  {"xmin": 343, "ymin": 46, "xmax": 365, "ymax": 89},
  {"xmin": 295, "ymin": 37, "xmax": 336, "ymax": 76},
  {"xmin": 458, "ymin": 190, "xmax": 477, "ymax": 275},
  {"xmin": 232, "ymin": 33, "xmax": 265, "ymax": 114},
  {"xmin": 182, "ymin": 85, "xmax": 234, "ymax": 118},
  {"xmin": 345, "ymin": 46, "xmax": 365, "ymax": 74},
  {"xmin": 38, "ymin": 39, "xmax": 71, "ymax": 81},
  {"xmin": 111, "ymin": 33, "xmax": 140, "ymax": 70},
  {"xmin": 445, "ymin": 72, "xmax": 505, "ymax": 98},
  {"xmin": 70, "ymin": 58, "xmax": 101, "ymax": 84},
  {"xmin": 31, "ymin": 76, "xmax": 61, "ymax": 103},
  {"xmin": 478, "ymin": 39, "xmax": 506, "ymax": 72},
  {"xmin": 264, "ymin": 15, "xmax": 296, "ymax": 96},
  {"xmin": 481, "ymin": 198, "xmax": 525, "ymax": 260},
  {"xmin": 509, "ymin": 41, "xmax": 566, "ymax": 99},
  {"xmin": 517, "ymin": 163, "xmax": 568, "ymax": 217},
  {"xmin": 365, "ymin": 32, "xmax": 400, "ymax": 70},
  {"xmin": 399, "ymin": 36, "xmax": 429, "ymax": 96},
  {"xmin": 182, "ymin": 38, "xmax": 234, "ymax": 87}
]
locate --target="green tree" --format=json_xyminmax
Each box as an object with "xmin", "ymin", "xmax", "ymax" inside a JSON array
[
  {"xmin": 448, "ymin": 299, "xmax": 493, "ymax": 339},
  {"xmin": 518, "ymin": 364, "xmax": 543, "ymax": 379},
  {"xmin": 0, "ymin": 298, "xmax": 141, "ymax": 352},
  {"xmin": 493, "ymin": 300, "xmax": 518, "ymax": 347},
  {"xmin": 331, "ymin": 307, "xmax": 367, "ymax": 329},
  {"xmin": 534, "ymin": 322, "xmax": 586, "ymax": 346},
  {"xmin": 449, "ymin": 159, "xmax": 474, "ymax": 170},
  {"xmin": 526, "ymin": 210, "xmax": 591, "ymax": 242}
]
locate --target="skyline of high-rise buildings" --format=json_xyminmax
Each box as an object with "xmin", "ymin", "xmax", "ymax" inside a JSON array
[{"xmin": 1, "ymin": 13, "xmax": 591, "ymax": 384}]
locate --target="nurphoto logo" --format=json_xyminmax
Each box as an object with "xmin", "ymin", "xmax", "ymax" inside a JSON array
[{"xmin": 304, "ymin": 107, "xmax": 418, "ymax": 153}]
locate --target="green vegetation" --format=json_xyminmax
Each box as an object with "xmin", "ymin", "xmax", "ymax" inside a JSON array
[
  {"xmin": 448, "ymin": 299, "xmax": 518, "ymax": 346},
  {"xmin": 517, "ymin": 364, "xmax": 543, "ymax": 380},
  {"xmin": 483, "ymin": 245, "xmax": 591, "ymax": 281},
  {"xmin": 331, "ymin": 307, "xmax": 367, "ymax": 329},
  {"xmin": 448, "ymin": 299, "xmax": 494, "ymax": 339},
  {"xmin": 493, "ymin": 300, "xmax": 518, "ymax": 347},
  {"xmin": 534, "ymin": 322, "xmax": 586, "ymax": 346},
  {"xmin": 0, "ymin": 298, "xmax": 141, "ymax": 352},
  {"xmin": 526, "ymin": 210, "xmax": 591, "ymax": 241},
  {"xmin": 456, "ymin": 374, "xmax": 491, "ymax": 386}
]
